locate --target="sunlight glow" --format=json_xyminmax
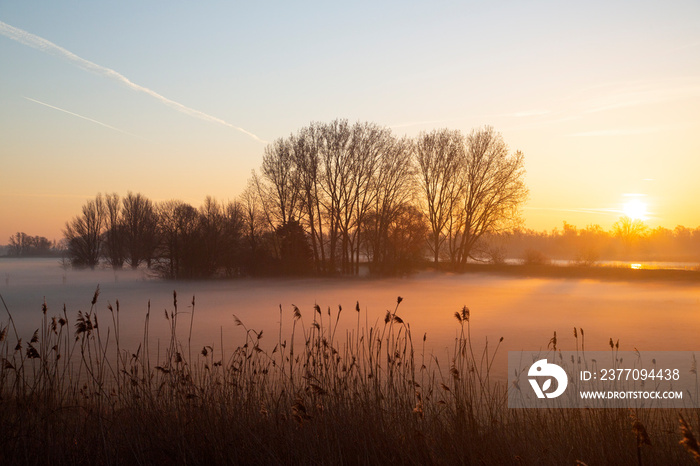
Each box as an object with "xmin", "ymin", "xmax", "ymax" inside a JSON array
[{"xmin": 623, "ymin": 199, "xmax": 648, "ymax": 221}]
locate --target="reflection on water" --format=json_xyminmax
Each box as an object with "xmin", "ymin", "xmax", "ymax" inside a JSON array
[
  {"xmin": 505, "ymin": 258, "xmax": 699, "ymax": 271},
  {"xmin": 1, "ymin": 258, "xmax": 699, "ymax": 381}
]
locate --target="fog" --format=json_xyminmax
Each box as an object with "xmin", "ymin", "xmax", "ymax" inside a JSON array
[{"xmin": 2, "ymin": 258, "xmax": 699, "ymax": 379}]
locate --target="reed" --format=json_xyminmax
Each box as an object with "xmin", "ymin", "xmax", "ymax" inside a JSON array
[{"xmin": 0, "ymin": 289, "xmax": 697, "ymax": 465}]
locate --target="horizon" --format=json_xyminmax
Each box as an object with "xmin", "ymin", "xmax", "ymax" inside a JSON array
[{"xmin": 2, "ymin": 2, "xmax": 700, "ymax": 242}]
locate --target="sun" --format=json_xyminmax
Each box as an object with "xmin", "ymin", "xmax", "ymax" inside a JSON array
[{"xmin": 623, "ymin": 199, "xmax": 648, "ymax": 221}]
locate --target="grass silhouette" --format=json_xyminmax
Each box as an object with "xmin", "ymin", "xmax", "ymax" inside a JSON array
[{"xmin": 0, "ymin": 290, "xmax": 697, "ymax": 464}]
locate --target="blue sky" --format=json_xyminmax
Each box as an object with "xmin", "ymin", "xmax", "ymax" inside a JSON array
[{"xmin": 1, "ymin": 1, "xmax": 700, "ymax": 240}]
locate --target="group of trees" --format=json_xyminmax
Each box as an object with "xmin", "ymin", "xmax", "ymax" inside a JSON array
[
  {"xmin": 60, "ymin": 191, "xmax": 316, "ymax": 278},
  {"xmin": 253, "ymin": 120, "xmax": 425, "ymax": 275},
  {"xmin": 253, "ymin": 121, "xmax": 527, "ymax": 275},
  {"xmin": 59, "ymin": 120, "xmax": 528, "ymax": 277},
  {"xmin": 6, "ymin": 232, "xmax": 59, "ymax": 257},
  {"xmin": 47, "ymin": 119, "xmax": 700, "ymax": 275},
  {"xmin": 64, "ymin": 192, "xmax": 159, "ymax": 269},
  {"xmin": 415, "ymin": 127, "xmax": 526, "ymax": 266}
]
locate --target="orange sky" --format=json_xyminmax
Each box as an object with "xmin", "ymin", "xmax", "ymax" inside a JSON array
[{"xmin": 1, "ymin": 3, "xmax": 699, "ymax": 243}]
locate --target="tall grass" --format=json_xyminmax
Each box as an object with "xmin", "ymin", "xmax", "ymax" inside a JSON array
[{"xmin": 0, "ymin": 289, "xmax": 697, "ymax": 465}]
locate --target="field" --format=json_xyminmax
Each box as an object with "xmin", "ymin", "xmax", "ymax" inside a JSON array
[{"xmin": 1, "ymin": 258, "xmax": 700, "ymax": 464}]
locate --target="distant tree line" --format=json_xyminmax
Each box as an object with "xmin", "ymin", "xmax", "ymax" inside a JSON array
[
  {"xmin": 485, "ymin": 218, "xmax": 700, "ymax": 265},
  {"xmin": 59, "ymin": 120, "xmax": 528, "ymax": 277},
  {"xmin": 6, "ymin": 232, "xmax": 61, "ymax": 257}
]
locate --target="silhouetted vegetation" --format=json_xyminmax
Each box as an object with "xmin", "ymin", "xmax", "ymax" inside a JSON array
[
  {"xmin": 63, "ymin": 194, "xmax": 106, "ymax": 269},
  {"xmin": 55, "ymin": 120, "xmax": 530, "ymax": 277},
  {"xmin": 48, "ymin": 120, "xmax": 700, "ymax": 278},
  {"xmin": 6, "ymin": 232, "xmax": 61, "ymax": 257},
  {"xmin": 483, "ymin": 219, "xmax": 700, "ymax": 265},
  {"xmin": 0, "ymin": 292, "xmax": 698, "ymax": 464},
  {"xmin": 416, "ymin": 127, "xmax": 527, "ymax": 267}
]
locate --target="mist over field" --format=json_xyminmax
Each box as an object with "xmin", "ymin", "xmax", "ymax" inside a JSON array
[{"xmin": 3, "ymin": 258, "xmax": 699, "ymax": 379}]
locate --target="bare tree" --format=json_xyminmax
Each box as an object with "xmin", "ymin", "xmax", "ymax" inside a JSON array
[
  {"xmin": 453, "ymin": 127, "xmax": 527, "ymax": 266},
  {"xmin": 414, "ymin": 129, "xmax": 465, "ymax": 264},
  {"xmin": 240, "ymin": 180, "xmax": 274, "ymax": 275},
  {"xmin": 221, "ymin": 200, "xmax": 245, "ymax": 276},
  {"xmin": 7, "ymin": 233, "xmax": 54, "ymax": 256},
  {"xmin": 414, "ymin": 127, "xmax": 527, "ymax": 268},
  {"xmin": 155, "ymin": 200, "xmax": 201, "ymax": 279},
  {"xmin": 198, "ymin": 196, "xmax": 226, "ymax": 276},
  {"xmin": 292, "ymin": 126, "xmax": 326, "ymax": 273},
  {"xmin": 260, "ymin": 138, "xmax": 302, "ymax": 227},
  {"xmin": 103, "ymin": 193, "xmax": 125, "ymax": 268},
  {"xmin": 317, "ymin": 119, "xmax": 353, "ymax": 274},
  {"xmin": 384, "ymin": 204, "xmax": 428, "ymax": 273},
  {"xmin": 364, "ymin": 136, "xmax": 416, "ymax": 273},
  {"xmin": 613, "ymin": 215, "xmax": 648, "ymax": 248},
  {"xmin": 344, "ymin": 121, "xmax": 392, "ymax": 274},
  {"xmin": 122, "ymin": 192, "xmax": 158, "ymax": 269},
  {"xmin": 64, "ymin": 194, "xmax": 105, "ymax": 268}
]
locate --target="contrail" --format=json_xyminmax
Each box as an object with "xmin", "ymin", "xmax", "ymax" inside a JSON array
[
  {"xmin": 0, "ymin": 20, "xmax": 267, "ymax": 144},
  {"xmin": 24, "ymin": 96, "xmax": 144, "ymax": 139}
]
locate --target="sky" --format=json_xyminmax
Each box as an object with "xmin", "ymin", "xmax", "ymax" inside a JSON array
[{"xmin": 1, "ymin": 1, "xmax": 699, "ymax": 242}]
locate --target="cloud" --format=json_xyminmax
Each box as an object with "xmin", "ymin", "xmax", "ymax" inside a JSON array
[
  {"xmin": 388, "ymin": 119, "xmax": 453, "ymax": 129},
  {"xmin": 525, "ymin": 206, "xmax": 622, "ymax": 216},
  {"xmin": 566, "ymin": 122, "xmax": 695, "ymax": 137},
  {"xmin": 24, "ymin": 96, "xmax": 146, "ymax": 139},
  {"xmin": 497, "ymin": 109, "xmax": 551, "ymax": 118},
  {"xmin": 578, "ymin": 79, "xmax": 700, "ymax": 115},
  {"xmin": 566, "ymin": 128, "xmax": 659, "ymax": 137},
  {"xmin": 0, "ymin": 21, "xmax": 267, "ymax": 144}
]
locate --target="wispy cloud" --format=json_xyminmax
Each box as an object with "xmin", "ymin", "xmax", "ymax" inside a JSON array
[
  {"xmin": 566, "ymin": 122, "xmax": 695, "ymax": 137},
  {"xmin": 579, "ymin": 79, "xmax": 700, "ymax": 115},
  {"xmin": 496, "ymin": 109, "xmax": 551, "ymax": 118},
  {"xmin": 388, "ymin": 119, "xmax": 453, "ymax": 129},
  {"xmin": 0, "ymin": 21, "xmax": 267, "ymax": 144},
  {"xmin": 24, "ymin": 96, "xmax": 145, "ymax": 139},
  {"xmin": 567, "ymin": 128, "xmax": 658, "ymax": 137},
  {"xmin": 526, "ymin": 206, "xmax": 623, "ymax": 216}
]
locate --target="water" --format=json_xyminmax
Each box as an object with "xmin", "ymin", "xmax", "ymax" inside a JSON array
[
  {"xmin": 504, "ymin": 258, "xmax": 699, "ymax": 270},
  {"xmin": 1, "ymin": 257, "xmax": 699, "ymax": 381}
]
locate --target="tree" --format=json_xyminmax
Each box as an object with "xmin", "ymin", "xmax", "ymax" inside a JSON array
[
  {"xmin": 414, "ymin": 127, "xmax": 527, "ymax": 268},
  {"xmin": 198, "ymin": 196, "xmax": 227, "ymax": 277},
  {"xmin": 155, "ymin": 200, "xmax": 201, "ymax": 279},
  {"xmin": 122, "ymin": 192, "xmax": 159, "ymax": 268},
  {"xmin": 363, "ymin": 136, "xmax": 416, "ymax": 274},
  {"xmin": 64, "ymin": 194, "xmax": 105, "ymax": 268},
  {"xmin": 221, "ymin": 200, "xmax": 245, "ymax": 276},
  {"xmin": 452, "ymin": 127, "xmax": 527, "ymax": 267},
  {"xmin": 613, "ymin": 215, "xmax": 648, "ymax": 249},
  {"xmin": 276, "ymin": 218, "xmax": 313, "ymax": 274},
  {"xmin": 364, "ymin": 204, "xmax": 427, "ymax": 275},
  {"xmin": 343, "ymin": 121, "xmax": 393, "ymax": 274},
  {"xmin": 240, "ymin": 181, "xmax": 275, "ymax": 275},
  {"xmin": 103, "ymin": 192, "xmax": 125, "ymax": 268},
  {"xmin": 292, "ymin": 125, "xmax": 326, "ymax": 273},
  {"xmin": 415, "ymin": 129, "xmax": 465, "ymax": 265},
  {"xmin": 257, "ymin": 119, "xmax": 406, "ymax": 275},
  {"xmin": 260, "ymin": 138, "xmax": 302, "ymax": 228},
  {"xmin": 7, "ymin": 232, "xmax": 54, "ymax": 256}
]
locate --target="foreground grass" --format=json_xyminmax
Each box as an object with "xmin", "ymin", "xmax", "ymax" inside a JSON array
[{"xmin": 0, "ymin": 290, "xmax": 699, "ymax": 465}]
